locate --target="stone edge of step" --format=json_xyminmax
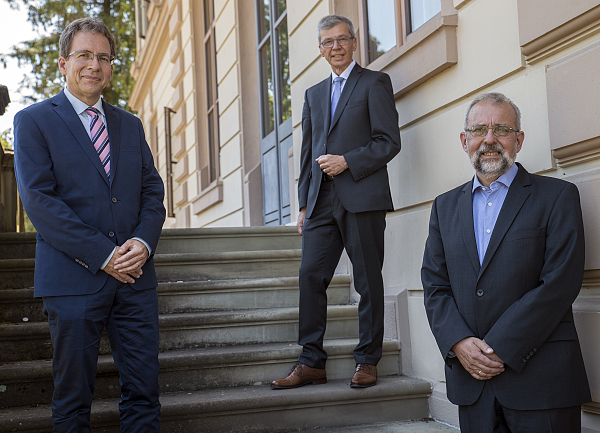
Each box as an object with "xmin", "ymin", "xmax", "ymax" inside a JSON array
[
  {"xmin": 0, "ymin": 339, "xmax": 401, "ymax": 381},
  {"xmin": 0, "ymin": 376, "xmax": 431, "ymax": 430}
]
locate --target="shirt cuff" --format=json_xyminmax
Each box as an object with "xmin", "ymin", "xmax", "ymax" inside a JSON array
[
  {"xmin": 100, "ymin": 247, "xmax": 117, "ymax": 270},
  {"xmin": 132, "ymin": 237, "xmax": 152, "ymax": 256}
]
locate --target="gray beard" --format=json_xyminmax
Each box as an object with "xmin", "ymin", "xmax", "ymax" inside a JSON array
[{"xmin": 470, "ymin": 143, "xmax": 516, "ymax": 179}]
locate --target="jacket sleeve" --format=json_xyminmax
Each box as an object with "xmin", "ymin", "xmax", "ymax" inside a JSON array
[
  {"xmin": 14, "ymin": 110, "xmax": 116, "ymax": 274},
  {"xmin": 483, "ymin": 182, "xmax": 585, "ymax": 372},
  {"xmin": 422, "ymin": 197, "xmax": 476, "ymax": 359},
  {"xmin": 129, "ymin": 118, "xmax": 166, "ymax": 255},
  {"xmin": 343, "ymin": 73, "xmax": 401, "ymax": 181},
  {"xmin": 298, "ymin": 89, "xmax": 312, "ymax": 210}
]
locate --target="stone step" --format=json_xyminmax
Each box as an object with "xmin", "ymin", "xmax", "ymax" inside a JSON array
[
  {"xmin": 0, "ymin": 288, "xmax": 44, "ymax": 323},
  {"xmin": 156, "ymin": 305, "xmax": 359, "ymax": 351},
  {"xmin": 0, "ymin": 339, "xmax": 400, "ymax": 408},
  {"xmin": 0, "ymin": 305, "xmax": 360, "ymax": 363},
  {"xmin": 0, "ymin": 249, "xmax": 303, "ymax": 290},
  {"xmin": 158, "ymin": 275, "xmax": 350, "ymax": 313},
  {"xmin": 0, "ymin": 228, "xmax": 303, "ymax": 290},
  {"xmin": 0, "ymin": 232, "xmax": 36, "ymax": 260},
  {"xmin": 0, "ymin": 258, "xmax": 34, "ymax": 290},
  {"xmin": 156, "ymin": 226, "xmax": 301, "ymax": 254},
  {"xmin": 0, "ymin": 227, "xmax": 300, "ymax": 260},
  {"xmin": 297, "ymin": 420, "xmax": 459, "ymax": 432},
  {"xmin": 0, "ymin": 376, "xmax": 431, "ymax": 433},
  {"xmin": 154, "ymin": 249, "xmax": 302, "ymax": 282},
  {"xmin": 0, "ymin": 275, "xmax": 351, "ymax": 323}
]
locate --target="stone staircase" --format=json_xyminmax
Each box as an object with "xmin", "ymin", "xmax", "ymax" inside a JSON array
[{"xmin": 0, "ymin": 227, "xmax": 431, "ymax": 432}]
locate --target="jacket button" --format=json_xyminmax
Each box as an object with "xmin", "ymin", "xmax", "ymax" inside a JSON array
[
  {"xmin": 109, "ymin": 231, "xmax": 115, "ymax": 237},
  {"xmin": 522, "ymin": 358, "xmax": 527, "ymax": 363},
  {"xmin": 112, "ymin": 197, "xmax": 117, "ymax": 203},
  {"xmin": 477, "ymin": 289, "xmax": 484, "ymax": 297}
]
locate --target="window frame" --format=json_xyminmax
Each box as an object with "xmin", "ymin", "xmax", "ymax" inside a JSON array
[
  {"xmin": 356, "ymin": 0, "xmax": 458, "ymax": 98},
  {"xmin": 202, "ymin": 0, "xmax": 220, "ymax": 189},
  {"xmin": 360, "ymin": 0, "xmax": 407, "ymax": 66}
]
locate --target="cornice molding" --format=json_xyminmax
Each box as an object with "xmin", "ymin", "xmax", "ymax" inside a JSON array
[
  {"xmin": 521, "ymin": 4, "xmax": 600, "ymax": 63},
  {"xmin": 552, "ymin": 136, "xmax": 600, "ymax": 168},
  {"xmin": 371, "ymin": 12, "xmax": 458, "ymax": 98},
  {"xmin": 130, "ymin": 3, "xmax": 174, "ymax": 110}
]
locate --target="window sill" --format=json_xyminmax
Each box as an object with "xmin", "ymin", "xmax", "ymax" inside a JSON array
[
  {"xmin": 191, "ymin": 180, "xmax": 223, "ymax": 214},
  {"xmin": 368, "ymin": 12, "xmax": 458, "ymax": 97}
]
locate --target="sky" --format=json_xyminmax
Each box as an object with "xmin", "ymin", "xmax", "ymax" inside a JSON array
[{"xmin": 0, "ymin": 1, "xmax": 41, "ymax": 141}]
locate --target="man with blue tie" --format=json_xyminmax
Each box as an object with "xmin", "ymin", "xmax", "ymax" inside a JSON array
[
  {"xmin": 271, "ymin": 15, "xmax": 401, "ymax": 390},
  {"xmin": 14, "ymin": 17, "xmax": 165, "ymax": 432}
]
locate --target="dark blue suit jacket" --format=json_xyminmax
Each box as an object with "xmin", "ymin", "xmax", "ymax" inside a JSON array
[
  {"xmin": 422, "ymin": 164, "xmax": 591, "ymax": 410},
  {"xmin": 14, "ymin": 90, "xmax": 165, "ymax": 297}
]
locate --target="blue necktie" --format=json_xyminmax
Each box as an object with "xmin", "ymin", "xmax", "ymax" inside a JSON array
[{"xmin": 331, "ymin": 76, "xmax": 344, "ymax": 123}]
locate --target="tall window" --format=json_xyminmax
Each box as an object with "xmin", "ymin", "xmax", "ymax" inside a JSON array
[
  {"xmin": 257, "ymin": 0, "xmax": 291, "ymax": 138},
  {"xmin": 204, "ymin": 0, "xmax": 220, "ymax": 186},
  {"xmin": 363, "ymin": 0, "xmax": 442, "ymax": 64},
  {"xmin": 256, "ymin": 0, "xmax": 292, "ymax": 225},
  {"xmin": 365, "ymin": 0, "xmax": 397, "ymax": 63},
  {"xmin": 409, "ymin": 0, "xmax": 441, "ymax": 32}
]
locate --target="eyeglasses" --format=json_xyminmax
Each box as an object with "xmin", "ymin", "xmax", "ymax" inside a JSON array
[
  {"xmin": 320, "ymin": 36, "xmax": 354, "ymax": 48},
  {"xmin": 466, "ymin": 124, "xmax": 520, "ymax": 137},
  {"xmin": 67, "ymin": 50, "xmax": 115, "ymax": 66}
]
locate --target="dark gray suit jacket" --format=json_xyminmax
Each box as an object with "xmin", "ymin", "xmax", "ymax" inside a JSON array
[
  {"xmin": 298, "ymin": 64, "xmax": 401, "ymax": 218},
  {"xmin": 422, "ymin": 163, "xmax": 591, "ymax": 410}
]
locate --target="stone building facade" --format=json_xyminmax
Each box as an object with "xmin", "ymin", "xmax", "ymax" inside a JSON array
[{"xmin": 130, "ymin": 0, "xmax": 600, "ymax": 429}]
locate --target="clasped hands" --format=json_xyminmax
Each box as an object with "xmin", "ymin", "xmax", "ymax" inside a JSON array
[
  {"xmin": 103, "ymin": 239, "xmax": 149, "ymax": 284},
  {"xmin": 452, "ymin": 337, "xmax": 505, "ymax": 381}
]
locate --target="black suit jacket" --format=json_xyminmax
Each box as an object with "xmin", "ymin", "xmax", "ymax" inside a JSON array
[
  {"xmin": 422, "ymin": 163, "xmax": 591, "ymax": 410},
  {"xmin": 298, "ymin": 64, "xmax": 401, "ymax": 217}
]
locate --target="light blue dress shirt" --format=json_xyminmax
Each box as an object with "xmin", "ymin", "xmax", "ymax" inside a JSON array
[{"xmin": 472, "ymin": 163, "xmax": 519, "ymax": 265}]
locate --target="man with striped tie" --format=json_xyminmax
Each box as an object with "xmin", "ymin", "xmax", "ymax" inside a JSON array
[{"xmin": 14, "ymin": 17, "xmax": 165, "ymax": 432}]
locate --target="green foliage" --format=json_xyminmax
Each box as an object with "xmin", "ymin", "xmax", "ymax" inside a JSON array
[
  {"xmin": 23, "ymin": 211, "xmax": 36, "ymax": 232},
  {"xmin": 1, "ymin": 129, "xmax": 13, "ymax": 150},
  {"xmin": 0, "ymin": 0, "xmax": 137, "ymax": 112}
]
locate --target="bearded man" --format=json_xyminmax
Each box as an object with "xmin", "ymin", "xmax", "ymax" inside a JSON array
[{"xmin": 421, "ymin": 92, "xmax": 590, "ymax": 432}]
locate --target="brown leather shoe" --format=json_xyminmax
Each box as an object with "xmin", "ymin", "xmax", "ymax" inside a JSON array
[
  {"xmin": 271, "ymin": 362, "xmax": 327, "ymax": 389},
  {"xmin": 350, "ymin": 363, "xmax": 377, "ymax": 388}
]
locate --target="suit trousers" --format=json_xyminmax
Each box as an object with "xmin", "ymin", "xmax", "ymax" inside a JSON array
[
  {"xmin": 43, "ymin": 281, "xmax": 161, "ymax": 433},
  {"xmin": 298, "ymin": 180, "xmax": 386, "ymax": 369},
  {"xmin": 459, "ymin": 381, "xmax": 581, "ymax": 433}
]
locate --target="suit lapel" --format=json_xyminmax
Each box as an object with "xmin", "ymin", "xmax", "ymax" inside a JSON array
[
  {"xmin": 459, "ymin": 180, "xmax": 480, "ymax": 274},
  {"xmin": 103, "ymin": 100, "xmax": 120, "ymax": 183},
  {"xmin": 329, "ymin": 64, "xmax": 362, "ymax": 134},
  {"xmin": 479, "ymin": 165, "xmax": 531, "ymax": 277},
  {"xmin": 320, "ymin": 77, "xmax": 332, "ymax": 140},
  {"xmin": 52, "ymin": 91, "xmax": 109, "ymax": 184}
]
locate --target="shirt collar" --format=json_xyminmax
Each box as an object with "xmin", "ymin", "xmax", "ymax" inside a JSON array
[
  {"xmin": 331, "ymin": 60, "xmax": 356, "ymax": 83},
  {"xmin": 472, "ymin": 162, "xmax": 519, "ymax": 193},
  {"xmin": 64, "ymin": 87, "xmax": 105, "ymax": 117}
]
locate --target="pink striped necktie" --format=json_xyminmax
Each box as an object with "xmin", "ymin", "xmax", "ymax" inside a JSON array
[{"xmin": 85, "ymin": 107, "xmax": 111, "ymax": 178}]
